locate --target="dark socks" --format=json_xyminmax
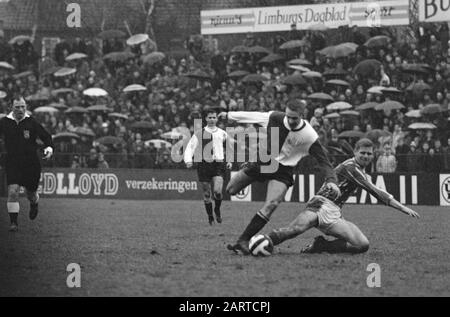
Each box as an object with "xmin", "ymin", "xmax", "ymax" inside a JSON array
[
  {"xmin": 238, "ymin": 213, "xmax": 268, "ymax": 242},
  {"xmin": 214, "ymin": 199, "xmax": 222, "ymax": 216},
  {"xmin": 9, "ymin": 213, "xmax": 18, "ymax": 225},
  {"xmin": 204, "ymin": 202, "xmax": 213, "ymax": 217}
]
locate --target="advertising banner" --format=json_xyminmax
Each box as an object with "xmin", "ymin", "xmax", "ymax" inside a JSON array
[
  {"xmin": 419, "ymin": 0, "xmax": 450, "ymax": 22},
  {"xmin": 439, "ymin": 174, "xmax": 450, "ymax": 206},
  {"xmin": 201, "ymin": 0, "xmax": 409, "ymax": 35}
]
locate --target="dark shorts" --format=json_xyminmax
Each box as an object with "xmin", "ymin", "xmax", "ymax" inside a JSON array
[
  {"xmin": 242, "ymin": 162, "xmax": 294, "ymax": 188},
  {"xmin": 197, "ymin": 161, "xmax": 226, "ymax": 183},
  {"xmin": 5, "ymin": 157, "xmax": 41, "ymax": 192}
]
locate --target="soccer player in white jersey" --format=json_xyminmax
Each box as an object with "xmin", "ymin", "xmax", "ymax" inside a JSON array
[
  {"xmin": 184, "ymin": 109, "xmax": 232, "ymax": 225},
  {"xmin": 264, "ymin": 138, "xmax": 419, "ymax": 254},
  {"xmin": 218, "ymin": 100, "xmax": 340, "ymax": 255}
]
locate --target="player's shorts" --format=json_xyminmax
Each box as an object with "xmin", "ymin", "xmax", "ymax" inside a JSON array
[
  {"xmin": 197, "ymin": 161, "xmax": 226, "ymax": 182},
  {"xmin": 306, "ymin": 195, "xmax": 343, "ymax": 235},
  {"xmin": 5, "ymin": 156, "xmax": 41, "ymax": 192},
  {"xmin": 242, "ymin": 162, "xmax": 294, "ymax": 188}
]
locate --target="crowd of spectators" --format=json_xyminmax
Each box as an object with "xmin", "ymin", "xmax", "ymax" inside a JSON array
[{"xmin": 0, "ymin": 22, "xmax": 449, "ymax": 173}]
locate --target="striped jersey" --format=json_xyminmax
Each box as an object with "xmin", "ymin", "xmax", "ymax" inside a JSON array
[
  {"xmin": 317, "ymin": 158, "xmax": 393, "ymax": 208},
  {"xmin": 184, "ymin": 126, "xmax": 228, "ymax": 163}
]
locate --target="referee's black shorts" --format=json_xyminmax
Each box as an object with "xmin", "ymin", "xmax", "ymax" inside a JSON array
[
  {"xmin": 197, "ymin": 161, "xmax": 226, "ymax": 183},
  {"xmin": 242, "ymin": 162, "xmax": 294, "ymax": 188},
  {"xmin": 5, "ymin": 156, "xmax": 41, "ymax": 192}
]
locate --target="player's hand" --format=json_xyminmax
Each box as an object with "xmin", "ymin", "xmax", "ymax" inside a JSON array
[
  {"xmin": 226, "ymin": 162, "xmax": 233, "ymax": 170},
  {"xmin": 218, "ymin": 112, "xmax": 228, "ymax": 120},
  {"xmin": 43, "ymin": 147, "xmax": 53, "ymax": 160},
  {"xmin": 403, "ymin": 206, "xmax": 420, "ymax": 218},
  {"xmin": 325, "ymin": 182, "xmax": 341, "ymax": 199},
  {"xmin": 186, "ymin": 162, "xmax": 193, "ymax": 169}
]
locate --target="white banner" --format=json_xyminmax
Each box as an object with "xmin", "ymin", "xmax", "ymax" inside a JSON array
[
  {"xmin": 419, "ymin": 0, "xmax": 450, "ymax": 22},
  {"xmin": 201, "ymin": 0, "xmax": 409, "ymax": 35},
  {"xmin": 439, "ymin": 174, "xmax": 450, "ymax": 206}
]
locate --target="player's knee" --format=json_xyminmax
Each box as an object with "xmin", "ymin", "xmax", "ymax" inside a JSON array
[
  {"xmin": 226, "ymin": 184, "xmax": 238, "ymax": 195},
  {"xmin": 203, "ymin": 192, "xmax": 211, "ymax": 202},
  {"xmin": 356, "ymin": 239, "xmax": 370, "ymax": 253},
  {"xmin": 267, "ymin": 199, "xmax": 281, "ymax": 211},
  {"xmin": 213, "ymin": 191, "xmax": 222, "ymax": 200}
]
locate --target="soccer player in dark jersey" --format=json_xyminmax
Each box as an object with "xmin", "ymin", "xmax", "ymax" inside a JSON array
[
  {"xmin": 0, "ymin": 97, "xmax": 54, "ymax": 232},
  {"xmin": 184, "ymin": 110, "xmax": 232, "ymax": 225},
  {"xmin": 218, "ymin": 100, "xmax": 340, "ymax": 255},
  {"xmin": 265, "ymin": 138, "xmax": 419, "ymax": 254}
]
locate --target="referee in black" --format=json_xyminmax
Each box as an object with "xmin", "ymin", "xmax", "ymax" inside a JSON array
[{"xmin": 0, "ymin": 97, "xmax": 54, "ymax": 232}]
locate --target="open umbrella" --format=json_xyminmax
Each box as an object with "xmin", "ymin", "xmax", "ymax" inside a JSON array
[
  {"xmin": 406, "ymin": 82, "xmax": 432, "ymax": 94},
  {"xmin": 400, "ymin": 64, "xmax": 432, "ymax": 76},
  {"xmin": 42, "ymin": 66, "xmax": 63, "ymax": 76},
  {"xmin": 142, "ymin": 51, "xmax": 165, "ymax": 65},
  {"xmin": 8, "ymin": 35, "xmax": 31, "ymax": 45},
  {"xmin": 73, "ymin": 127, "xmax": 95, "ymax": 137},
  {"xmin": 322, "ymin": 68, "xmax": 348, "ymax": 78},
  {"xmin": 0, "ymin": 61, "xmax": 14, "ymax": 70},
  {"xmin": 375, "ymin": 101, "xmax": 405, "ymax": 111},
  {"xmin": 338, "ymin": 130, "xmax": 365, "ymax": 139},
  {"xmin": 325, "ymin": 79, "xmax": 350, "ymax": 87},
  {"xmin": 54, "ymin": 67, "xmax": 77, "ymax": 77},
  {"xmin": 364, "ymin": 35, "xmax": 390, "ymax": 48},
  {"xmin": 25, "ymin": 93, "xmax": 49, "ymax": 102},
  {"xmin": 420, "ymin": 104, "xmax": 444, "ymax": 115},
  {"xmin": 87, "ymin": 105, "xmax": 111, "ymax": 112},
  {"xmin": 324, "ymin": 112, "xmax": 340, "ymax": 119},
  {"xmin": 288, "ymin": 65, "xmax": 311, "ymax": 72},
  {"xmin": 184, "ymin": 69, "xmax": 212, "ymax": 81},
  {"xmin": 123, "ymin": 84, "xmax": 147, "ymax": 92},
  {"xmin": 126, "ymin": 34, "xmax": 149, "ymax": 46},
  {"xmin": 353, "ymin": 59, "xmax": 382, "ymax": 77},
  {"xmin": 280, "ymin": 74, "xmax": 307, "ymax": 86},
  {"xmin": 408, "ymin": 122, "xmax": 437, "ymax": 130},
  {"xmin": 356, "ymin": 102, "xmax": 378, "ymax": 111},
  {"xmin": 98, "ymin": 29, "xmax": 126, "ymax": 39},
  {"xmin": 95, "ymin": 136, "xmax": 125, "ymax": 146},
  {"xmin": 13, "ymin": 71, "xmax": 33, "ymax": 79},
  {"xmin": 248, "ymin": 46, "xmax": 271, "ymax": 55},
  {"xmin": 48, "ymin": 102, "xmax": 68, "ymax": 110},
  {"xmin": 308, "ymin": 23, "xmax": 328, "ymax": 31},
  {"xmin": 0, "ymin": 91, "xmax": 7, "ymax": 99},
  {"xmin": 279, "ymin": 40, "xmax": 308, "ymax": 50},
  {"xmin": 326, "ymin": 102, "xmax": 352, "ymax": 111},
  {"xmin": 231, "ymin": 45, "xmax": 250, "ymax": 53},
  {"xmin": 53, "ymin": 132, "xmax": 80, "ymax": 142},
  {"xmin": 103, "ymin": 51, "xmax": 135, "ymax": 62},
  {"xmin": 340, "ymin": 110, "xmax": 360, "ymax": 116},
  {"xmin": 161, "ymin": 131, "xmax": 183, "ymax": 140},
  {"xmin": 307, "ymin": 92, "xmax": 334, "ymax": 102},
  {"xmin": 257, "ymin": 54, "xmax": 284, "ymax": 64},
  {"xmin": 108, "ymin": 113, "xmax": 129, "ymax": 120},
  {"xmin": 83, "ymin": 88, "xmax": 108, "ymax": 97},
  {"xmin": 130, "ymin": 121, "xmax": 153, "ymax": 130},
  {"xmin": 380, "ymin": 87, "xmax": 402, "ymax": 94},
  {"xmin": 51, "ymin": 88, "xmax": 75, "ymax": 95},
  {"xmin": 287, "ymin": 59, "xmax": 313, "ymax": 67},
  {"xmin": 405, "ymin": 110, "xmax": 422, "ymax": 118},
  {"xmin": 365, "ymin": 129, "xmax": 392, "ymax": 141},
  {"xmin": 367, "ymin": 86, "xmax": 385, "ymax": 94},
  {"xmin": 65, "ymin": 53, "xmax": 88, "ymax": 62},
  {"xmin": 145, "ymin": 139, "xmax": 172, "ymax": 149},
  {"xmin": 302, "ymin": 71, "xmax": 322, "ymax": 79},
  {"xmin": 227, "ymin": 70, "xmax": 250, "ymax": 79},
  {"xmin": 318, "ymin": 44, "xmax": 355, "ymax": 58},
  {"xmin": 65, "ymin": 106, "xmax": 88, "ymax": 114},
  {"xmin": 241, "ymin": 74, "xmax": 269, "ymax": 84},
  {"xmin": 33, "ymin": 106, "xmax": 59, "ymax": 114}
]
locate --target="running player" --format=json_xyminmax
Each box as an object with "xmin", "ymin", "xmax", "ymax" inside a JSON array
[
  {"xmin": 184, "ymin": 109, "xmax": 232, "ymax": 225},
  {"xmin": 218, "ymin": 99, "xmax": 340, "ymax": 255},
  {"xmin": 0, "ymin": 97, "xmax": 54, "ymax": 232},
  {"xmin": 265, "ymin": 138, "xmax": 419, "ymax": 254}
]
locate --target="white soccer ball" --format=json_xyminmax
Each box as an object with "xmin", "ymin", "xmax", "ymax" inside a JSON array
[{"xmin": 249, "ymin": 234, "xmax": 274, "ymax": 257}]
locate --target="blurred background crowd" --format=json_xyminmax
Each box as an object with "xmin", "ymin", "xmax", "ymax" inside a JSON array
[{"xmin": 0, "ymin": 20, "xmax": 449, "ymax": 173}]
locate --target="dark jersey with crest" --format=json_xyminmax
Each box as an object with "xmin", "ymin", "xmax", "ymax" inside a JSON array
[{"xmin": 316, "ymin": 158, "xmax": 393, "ymax": 208}]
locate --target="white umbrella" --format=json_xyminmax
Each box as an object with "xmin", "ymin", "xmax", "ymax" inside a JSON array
[
  {"xmin": 126, "ymin": 34, "xmax": 149, "ymax": 46},
  {"xmin": 288, "ymin": 65, "xmax": 311, "ymax": 72},
  {"xmin": 33, "ymin": 106, "xmax": 59, "ymax": 114},
  {"xmin": 65, "ymin": 53, "xmax": 88, "ymax": 61},
  {"xmin": 123, "ymin": 84, "xmax": 147, "ymax": 92},
  {"xmin": 405, "ymin": 110, "xmax": 422, "ymax": 118},
  {"xmin": 408, "ymin": 122, "xmax": 437, "ymax": 130},
  {"xmin": 367, "ymin": 86, "xmax": 385, "ymax": 94},
  {"xmin": 161, "ymin": 131, "xmax": 183, "ymax": 140},
  {"xmin": 54, "ymin": 67, "xmax": 77, "ymax": 77},
  {"xmin": 0, "ymin": 61, "xmax": 14, "ymax": 70},
  {"xmin": 145, "ymin": 139, "xmax": 172, "ymax": 149},
  {"xmin": 83, "ymin": 88, "xmax": 108, "ymax": 97},
  {"xmin": 326, "ymin": 102, "xmax": 352, "ymax": 111},
  {"xmin": 0, "ymin": 91, "xmax": 7, "ymax": 99}
]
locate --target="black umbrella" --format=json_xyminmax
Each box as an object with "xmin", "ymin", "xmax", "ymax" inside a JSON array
[
  {"xmin": 353, "ymin": 59, "xmax": 382, "ymax": 77},
  {"xmin": 257, "ymin": 54, "xmax": 284, "ymax": 64},
  {"xmin": 280, "ymin": 74, "xmax": 307, "ymax": 86},
  {"xmin": 95, "ymin": 136, "xmax": 125, "ymax": 146},
  {"xmin": 130, "ymin": 121, "xmax": 153, "ymax": 130},
  {"xmin": 241, "ymin": 74, "xmax": 269, "ymax": 84},
  {"xmin": 227, "ymin": 70, "xmax": 250, "ymax": 79},
  {"xmin": 248, "ymin": 46, "xmax": 271, "ymax": 55},
  {"xmin": 184, "ymin": 69, "xmax": 213, "ymax": 81},
  {"xmin": 364, "ymin": 35, "xmax": 390, "ymax": 48}
]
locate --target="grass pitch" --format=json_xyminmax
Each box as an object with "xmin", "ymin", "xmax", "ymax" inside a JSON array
[{"xmin": 0, "ymin": 198, "xmax": 448, "ymax": 296}]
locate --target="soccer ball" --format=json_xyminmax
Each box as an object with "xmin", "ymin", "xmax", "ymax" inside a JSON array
[{"xmin": 249, "ymin": 234, "xmax": 274, "ymax": 256}]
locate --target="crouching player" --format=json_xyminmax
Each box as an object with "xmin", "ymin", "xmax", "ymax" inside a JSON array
[
  {"xmin": 265, "ymin": 138, "xmax": 419, "ymax": 254},
  {"xmin": 0, "ymin": 97, "xmax": 54, "ymax": 232}
]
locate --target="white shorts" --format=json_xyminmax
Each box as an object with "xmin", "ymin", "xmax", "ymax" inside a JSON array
[{"xmin": 305, "ymin": 195, "xmax": 343, "ymax": 235}]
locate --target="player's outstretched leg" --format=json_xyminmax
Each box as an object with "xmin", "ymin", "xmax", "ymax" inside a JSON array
[
  {"xmin": 26, "ymin": 190, "xmax": 39, "ymax": 220},
  {"xmin": 212, "ymin": 176, "xmax": 224, "ymax": 223},
  {"xmin": 302, "ymin": 220, "xmax": 369, "ymax": 254},
  {"xmin": 7, "ymin": 185, "xmax": 20, "ymax": 232},
  {"xmin": 202, "ymin": 182, "xmax": 214, "ymax": 225}
]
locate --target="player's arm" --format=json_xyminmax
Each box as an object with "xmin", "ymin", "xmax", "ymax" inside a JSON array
[
  {"xmin": 308, "ymin": 140, "xmax": 340, "ymax": 196},
  {"xmin": 345, "ymin": 166, "xmax": 419, "ymax": 218},
  {"xmin": 219, "ymin": 111, "xmax": 271, "ymax": 127},
  {"xmin": 35, "ymin": 120, "xmax": 54, "ymax": 159},
  {"xmin": 183, "ymin": 134, "xmax": 199, "ymax": 168}
]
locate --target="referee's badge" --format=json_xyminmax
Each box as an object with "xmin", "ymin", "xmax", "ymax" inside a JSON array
[{"xmin": 23, "ymin": 130, "xmax": 30, "ymax": 139}]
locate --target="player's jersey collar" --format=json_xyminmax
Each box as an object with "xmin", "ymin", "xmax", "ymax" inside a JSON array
[
  {"xmin": 6, "ymin": 112, "xmax": 30, "ymax": 123},
  {"xmin": 283, "ymin": 116, "xmax": 305, "ymax": 132},
  {"xmin": 204, "ymin": 126, "xmax": 218, "ymax": 133}
]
